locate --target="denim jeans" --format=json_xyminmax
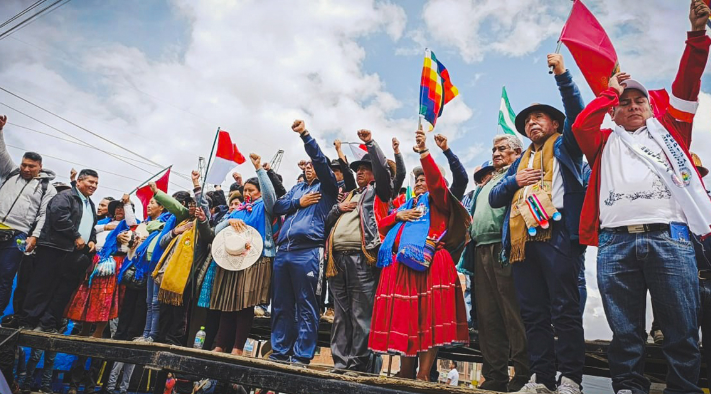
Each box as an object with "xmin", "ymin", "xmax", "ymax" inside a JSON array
[
  {"xmin": 19, "ymin": 348, "xmax": 56, "ymax": 392},
  {"xmin": 107, "ymin": 361, "xmax": 135, "ymax": 393},
  {"xmin": 143, "ymin": 279, "xmax": 160, "ymax": 339},
  {"xmin": 698, "ymin": 278, "xmax": 711, "ymax": 389},
  {"xmin": 0, "ymin": 233, "xmax": 25, "ymax": 313},
  {"xmin": 597, "ymin": 229, "xmax": 701, "ymax": 394}
]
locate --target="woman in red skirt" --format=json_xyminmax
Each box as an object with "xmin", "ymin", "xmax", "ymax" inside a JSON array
[{"xmin": 369, "ymin": 129, "xmax": 470, "ymax": 381}]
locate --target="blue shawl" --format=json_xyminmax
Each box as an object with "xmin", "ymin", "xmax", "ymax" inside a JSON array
[
  {"xmin": 377, "ymin": 192, "xmax": 431, "ymax": 269},
  {"xmin": 98, "ymin": 220, "xmax": 130, "ymax": 260},
  {"xmin": 118, "ymin": 212, "xmax": 171, "ymax": 284},
  {"xmin": 148, "ymin": 213, "xmax": 178, "ymax": 269}
]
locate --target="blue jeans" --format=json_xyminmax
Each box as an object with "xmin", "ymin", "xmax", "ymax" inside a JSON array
[
  {"xmin": 699, "ymin": 278, "xmax": 711, "ymax": 389},
  {"xmin": 270, "ymin": 248, "xmax": 321, "ymax": 364},
  {"xmin": 598, "ymin": 229, "xmax": 701, "ymax": 394},
  {"xmin": 0, "ymin": 233, "xmax": 26, "ymax": 313},
  {"xmin": 512, "ymin": 223, "xmax": 585, "ymax": 389},
  {"xmin": 19, "ymin": 348, "xmax": 55, "ymax": 392},
  {"xmin": 143, "ymin": 279, "xmax": 160, "ymax": 339}
]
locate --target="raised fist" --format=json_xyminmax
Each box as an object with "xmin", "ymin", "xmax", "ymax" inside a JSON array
[
  {"xmin": 249, "ymin": 153, "xmax": 261, "ymax": 170},
  {"xmin": 292, "ymin": 119, "xmax": 306, "ymax": 134},
  {"xmin": 357, "ymin": 129, "xmax": 372, "ymax": 143},
  {"xmin": 434, "ymin": 134, "xmax": 448, "ymax": 151}
]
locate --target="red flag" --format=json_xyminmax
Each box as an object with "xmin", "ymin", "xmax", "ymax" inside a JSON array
[
  {"xmin": 205, "ymin": 131, "xmax": 246, "ymax": 185},
  {"xmin": 560, "ymin": 0, "xmax": 619, "ymax": 96},
  {"xmin": 136, "ymin": 167, "xmax": 171, "ymax": 218},
  {"xmin": 648, "ymin": 89, "xmax": 670, "ymax": 119}
]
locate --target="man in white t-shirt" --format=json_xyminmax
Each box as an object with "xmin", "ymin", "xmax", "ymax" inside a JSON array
[
  {"xmin": 446, "ymin": 361, "xmax": 459, "ymax": 386},
  {"xmin": 571, "ymin": 2, "xmax": 711, "ymax": 393}
]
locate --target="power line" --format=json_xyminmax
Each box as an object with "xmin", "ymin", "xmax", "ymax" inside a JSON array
[
  {"xmin": 0, "ymin": 101, "xmax": 163, "ymax": 177},
  {"xmin": 6, "ymin": 144, "xmax": 143, "ymax": 183},
  {"xmin": 0, "ymin": 86, "xmax": 171, "ymax": 171},
  {"xmin": 0, "ymin": 0, "xmax": 46, "ymax": 30},
  {"xmin": 0, "ymin": 105, "xmax": 192, "ymax": 190},
  {"xmin": 8, "ymin": 122, "xmax": 167, "ymax": 168},
  {"xmin": 6, "ymin": 121, "xmax": 195, "ymax": 181},
  {"xmin": 0, "ymin": 88, "xmax": 194, "ymax": 184},
  {"xmin": 0, "ymin": 0, "xmax": 67, "ymax": 41},
  {"xmin": 0, "ymin": 0, "xmax": 71, "ymax": 39}
]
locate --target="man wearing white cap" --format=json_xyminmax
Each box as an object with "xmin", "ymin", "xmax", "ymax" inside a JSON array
[{"xmin": 572, "ymin": 2, "xmax": 711, "ymax": 393}]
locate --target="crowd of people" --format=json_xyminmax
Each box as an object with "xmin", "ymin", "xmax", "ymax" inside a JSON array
[{"xmin": 0, "ymin": 2, "xmax": 711, "ymax": 394}]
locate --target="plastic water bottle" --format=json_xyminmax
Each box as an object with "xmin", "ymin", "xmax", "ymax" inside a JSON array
[
  {"xmin": 16, "ymin": 239, "xmax": 26, "ymax": 252},
  {"xmin": 194, "ymin": 326, "xmax": 206, "ymax": 349}
]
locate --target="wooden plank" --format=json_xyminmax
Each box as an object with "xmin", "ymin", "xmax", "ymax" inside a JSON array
[{"xmin": 0, "ymin": 329, "xmax": 491, "ymax": 394}]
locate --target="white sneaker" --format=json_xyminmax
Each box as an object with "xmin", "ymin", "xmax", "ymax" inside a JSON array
[
  {"xmin": 512, "ymin": 374, "xmax": 556, "ymax": 394},
  {"xmin": 556, "ymin": 377, "xmax": 581, "ymax": 394}
]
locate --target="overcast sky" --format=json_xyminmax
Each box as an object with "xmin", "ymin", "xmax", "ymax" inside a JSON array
[{"xmin": 2, "ymin": 0, "xmax": 710, "ymax": 340}]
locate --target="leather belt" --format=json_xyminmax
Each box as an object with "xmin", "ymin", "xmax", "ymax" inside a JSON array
[
  {"xmin": 608, "ymin": 223, "xmax": 669, "ymax": 234},
  {"xmin": 699, "ymin": 270, "xmax": 711, "ymax": 281}
]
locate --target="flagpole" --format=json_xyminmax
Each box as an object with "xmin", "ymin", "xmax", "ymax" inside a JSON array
[
  {"xmin": 199, "ymin": 127, "xmax": 221, "ymax": 201},
  {"xmin": 418, "ymin": 48, "xmax": 427, "ymax": 131},
  {"xmin": 128, "ymin": 165, "xmax": 172, "ymax": 195},
  {"xmin": 549, "ymin": 0, "xmax": 576, "ymax": 74}
]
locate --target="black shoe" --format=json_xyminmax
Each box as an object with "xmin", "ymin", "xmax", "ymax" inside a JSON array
[
  {"xmin": 1, "ymin": 314, "xmax": 19, "ymax": 329},
  {"xmin": 480, "ymin": 379, "xmax": 508, "ymax": 392},
  {"xmin": 33, "ymin": 325, "xmax": 58, "ymax": 334}
]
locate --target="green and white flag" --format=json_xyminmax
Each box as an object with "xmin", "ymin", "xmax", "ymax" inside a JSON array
[{"xmin": 498, "ymin": 86, "xmax": 520, "ymax": 140}]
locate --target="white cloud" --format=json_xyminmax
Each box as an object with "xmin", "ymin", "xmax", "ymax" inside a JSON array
[
  {"xmin": 0, "ymin": 0, "xmax": 476, "ymax": 207},
  {"xmin": 419, "ymin": 0, "xmax": 566, "ymax": 63}
]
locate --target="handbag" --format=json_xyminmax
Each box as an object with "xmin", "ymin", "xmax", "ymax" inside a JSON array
[
  {"xmin": 122, "ymin": 264, "xmax": 146, "ymax": 289},
  {"xmin": 397, "ymin": 237, "xmax": 437, "ymax": 272}
]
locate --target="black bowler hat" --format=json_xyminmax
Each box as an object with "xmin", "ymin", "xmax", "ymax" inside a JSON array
[{"xmin": 515, "ymin": 103, "xmax": 565, "ymax": 136}]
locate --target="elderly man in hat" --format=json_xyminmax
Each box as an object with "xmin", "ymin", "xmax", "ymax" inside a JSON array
[
  {"xmin": 323, "ymin": 129, "xmax": 392, "ymax": 373},
  {"xmin": 572, "ymin": 2, "xmax": 711, "ymax": 393},
  {"xmin": 462, "ymin": 134, "xmax": 529, "ymax": 392},
  {"xmin": 489, "ymin": 53, "xmax": 587, "ymax": 394}
]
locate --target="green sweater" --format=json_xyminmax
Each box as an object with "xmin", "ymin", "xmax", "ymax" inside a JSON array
[{"xmin": 469, "ymin": 170, "xmax": 507, "ymax": 246}]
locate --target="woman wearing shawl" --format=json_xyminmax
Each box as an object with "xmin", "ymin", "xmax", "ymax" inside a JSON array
[
  {"xmin": 117, "ymin": 197, "xmax": 170, "ymax": 342},
  {"xmin": 65, "ymin": 194, "xmax": 138, "ymax": 338},
  {"xmin": 369, "ymin": 129, "xmax": 470, "ymax": 381},
  {"xmin": 211, "ymin": 153, "xmax": 276, "ymax": 355}
]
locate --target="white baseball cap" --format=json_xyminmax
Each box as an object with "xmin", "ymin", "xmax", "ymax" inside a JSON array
[{"xmin": 622, "ymin": 79, "xmax": 648, "ymax": 98}]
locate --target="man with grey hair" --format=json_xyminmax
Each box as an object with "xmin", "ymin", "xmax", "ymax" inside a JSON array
[{"xmin": 459, "ymin": 133, "xmax": 528, "ymax": 392}]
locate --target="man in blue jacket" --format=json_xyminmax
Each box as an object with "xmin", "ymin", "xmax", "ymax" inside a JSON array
[
  {"xmin": 489, "ymin": 54, "xmax": 587, "ymax": 394},
  {"xmin": 270, "ymin": 119, "xmax": 339, "ymax": 365}
]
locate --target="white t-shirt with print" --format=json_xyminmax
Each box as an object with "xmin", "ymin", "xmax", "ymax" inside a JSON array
[{"xmin": 599, "ymin": 126, "xmax": 686, "ymax": 228}]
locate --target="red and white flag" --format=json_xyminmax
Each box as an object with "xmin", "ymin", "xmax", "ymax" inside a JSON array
[
  {"xmin": 136, "ymin": 167, "xmax": 171, "ymax": 218},
  {"xmin": 347, "ymin": 142, "xmax": 368, "ymax": 161},
  {"xmin": 205, "ymin": 130, "xmax": 246, "ymax": 185}
]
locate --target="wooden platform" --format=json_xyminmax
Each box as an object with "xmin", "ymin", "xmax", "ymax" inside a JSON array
[
  {"xmin": 0, "ymin": 328, "xmax": 491, "ymax": 394},
  {"xmin": 251, "ymin": 316, "xmax": 706, "ymax": 387}
]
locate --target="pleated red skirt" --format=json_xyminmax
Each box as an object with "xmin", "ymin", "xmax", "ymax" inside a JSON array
[
  {"xmin": 65, "ymin": 255, "xmax": 123, "ymax": 323},
  {"xmin": 368, "ymin": 249, "xmax": 469, "ymax": 356}
]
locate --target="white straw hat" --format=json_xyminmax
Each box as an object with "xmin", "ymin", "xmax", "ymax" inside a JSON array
[{"xmin": 212, "ymin": 225, "xmax": 263, "ymax": 271}]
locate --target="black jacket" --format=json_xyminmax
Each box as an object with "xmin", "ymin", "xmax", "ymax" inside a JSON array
[
  {"xmin": 325, "ymin": 139, "xmax": 392, "ymax": 274},
  {"xmin": 38, "ymin": 187, "xmax": 97, "ymax": 252}
]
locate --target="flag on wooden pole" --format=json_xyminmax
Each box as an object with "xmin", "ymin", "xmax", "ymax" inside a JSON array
[
  {"xmin": 419, "ymin": 48, "xmax": 459, "ymax": 130},
  {"xmin": 559, "ymin": 0, "xmax": 619, "ymax": 96},
  {"xmin": 205, "ymin": 130, "xmax": 246, "ymax": 185},
  {"xmin": 136, "ymin": 167, "xmax": 171, "ymax": 218}
]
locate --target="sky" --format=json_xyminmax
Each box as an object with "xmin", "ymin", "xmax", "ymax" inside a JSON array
[{"xmin": 1, "ymin": 0, "xmax": 711, "ymax": 342}]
